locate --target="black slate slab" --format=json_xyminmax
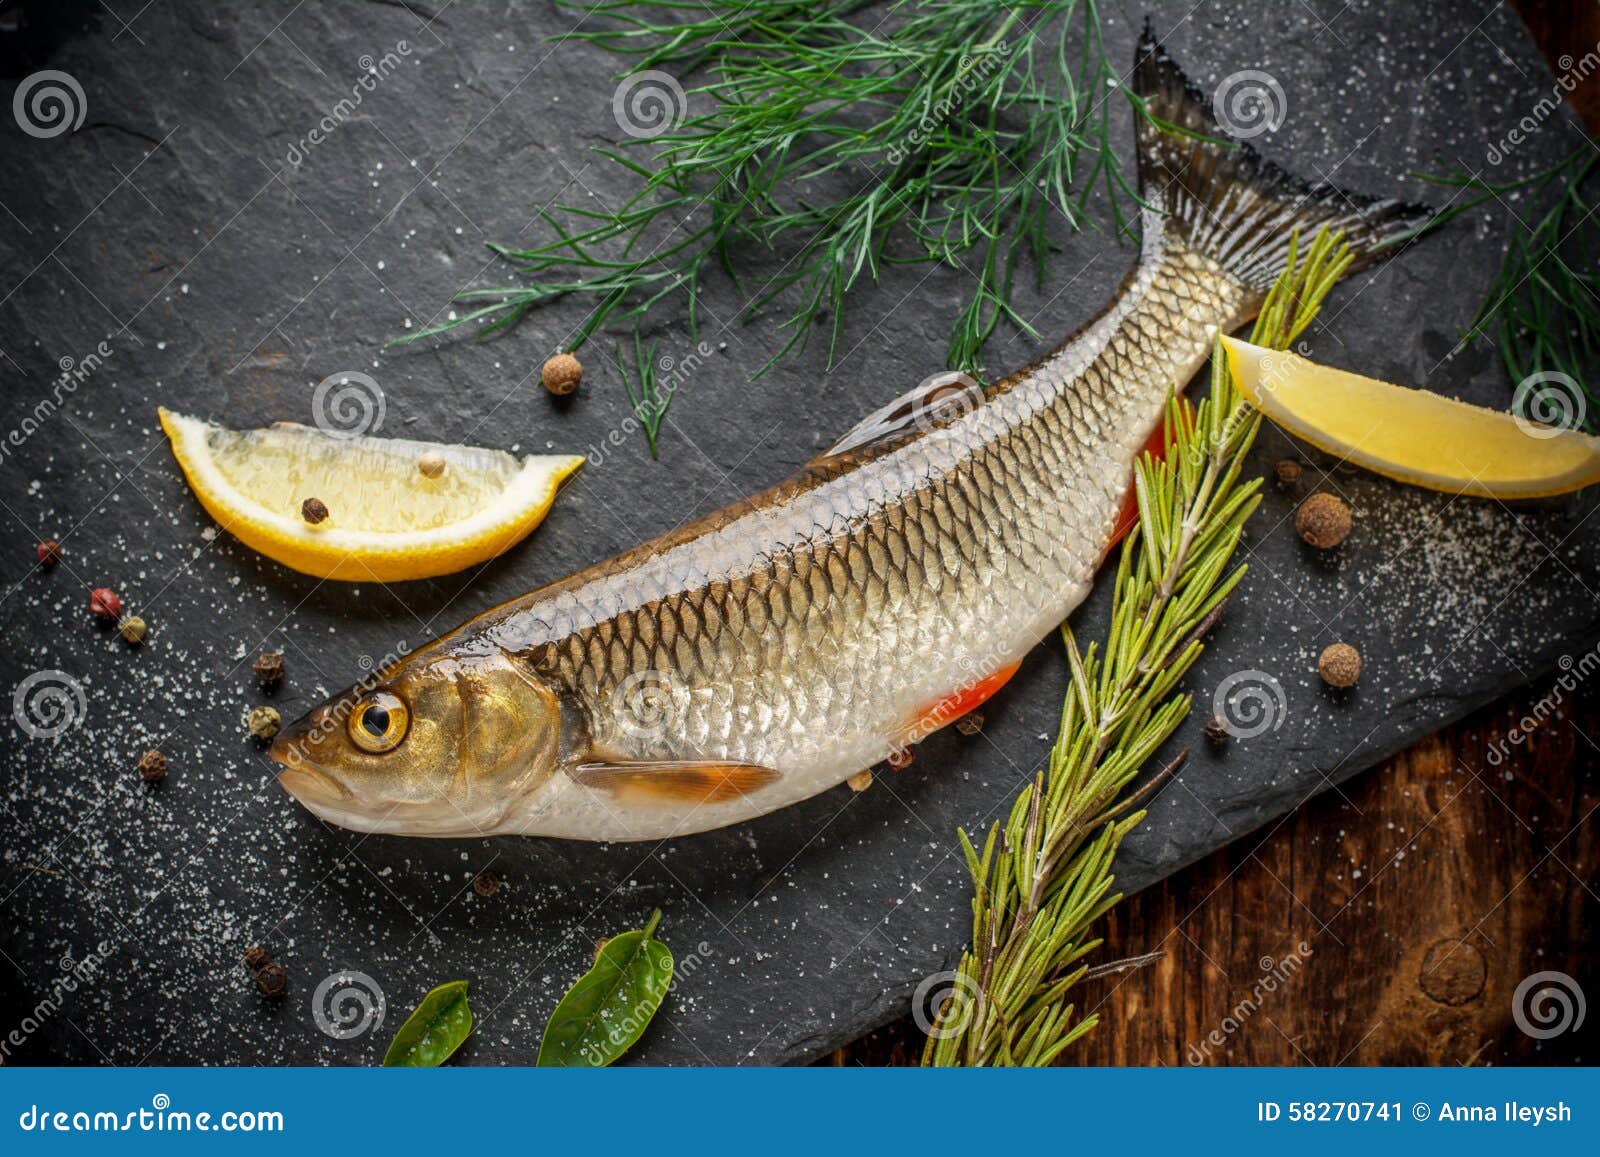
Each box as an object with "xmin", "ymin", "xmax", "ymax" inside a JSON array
[{"xmin": 1, "ymin": 0, "xmax": 1595, "ymax": 1066}]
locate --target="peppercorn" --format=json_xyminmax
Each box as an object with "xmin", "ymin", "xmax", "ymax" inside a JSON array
[
  {"xmin": 1274, "ymin": 459, "xmax": 1302, "ymax": 488},
  {"xmin": 418, "ymin": 451, "xmax": 446, "ymax": 479},
  {"xmin": 541, "ymin": 352, "xmax": 583, "ymax": 396},
  {"xmin": 845, "ymin": 769, "xmax": 873, "ymax": 792},
  {"xmin": 955, "ymin": 712, "xmax": 984, "ymax": 737},
  {"xmin": 253, "ymin": 651, "xmax": 285, "ymax": 689},
  {"xmin": 472, "ymin": 868, "xmax": 501, "ymax": 897},
  {"xmin": 248, "ymin": 705, "xmax": 281, "ymax": 742},
  {"xmin": 1318, "ymin": 642, "xmax": 1362, "ymax": 689},
  {"xmin": 36, "ymin": 539, "xmax": 61, "ymax": 568},
  {"xmin": 137, "ymin": 749, "xmax": 167, "ymax": 783},
  {"xmin": 886, "ymin": 747, "xmax": 914, "ymax": 770},
  {"xmin": 1202, "ymin": 715, "xmax": 1230, "ymax": 746},
  {"xmin": 242, "ymin": 945, "xmax": 271, "ymax": 972},
  {"xmin": 89, "ymin": 587, "xmax": 122, "ymax": 621},
  {"xmin": 254, "ymin": 961, "xmax": 288, "ymax": 998},
  {"xmin": 300, "ymin": 497, "xmax": 329, "ymax": 525},
  {"xmin": 119, "ymin": 615, "xmax": 148, "ymax": 646},
  {"xmin": 1295, "ymin": 492, "xmax": 1352, "ymax": 549}
]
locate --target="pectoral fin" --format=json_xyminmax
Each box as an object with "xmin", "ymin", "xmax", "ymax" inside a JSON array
[{"xmin": 569, "ymin": 759, "xmax": 780, "ymax": 804}]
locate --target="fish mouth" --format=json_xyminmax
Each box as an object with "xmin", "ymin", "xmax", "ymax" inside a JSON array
[
  {"xmin": 269, "ymin": 732, "xmax": 510, "ymax": 837},
  {"xmin": 274, "ymin": 763, "xmax": 353, "ymax": 808}
]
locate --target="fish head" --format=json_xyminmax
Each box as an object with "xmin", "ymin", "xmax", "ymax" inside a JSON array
[{"xmin": 270, "ymin": 644, "xmax": 563, "ymax": 835}]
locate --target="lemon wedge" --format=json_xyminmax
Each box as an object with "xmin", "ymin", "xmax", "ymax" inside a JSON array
[
  {"xmin": 159, "ymin": 408, "xmax": 584, "ymax": 581},
  {"xmin": 1221, "ymin": 338, "xmax": 1600, "ymax": 499}
]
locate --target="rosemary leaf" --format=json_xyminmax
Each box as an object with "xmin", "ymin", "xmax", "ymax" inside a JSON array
[{"xmin": 922, "ymin": 227, "xmax": 1355, "ymax": 1067}]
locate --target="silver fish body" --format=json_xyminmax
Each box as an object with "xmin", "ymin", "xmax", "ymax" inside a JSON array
[{"xmin": 271, "ymin": 34, "xmax": 1427, "ymax": 841}]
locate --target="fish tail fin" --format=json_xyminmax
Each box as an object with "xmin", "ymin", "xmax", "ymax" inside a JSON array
[{"xmin": 1133, "ymin": 25, "xmax": 1433, "ymax": 293}]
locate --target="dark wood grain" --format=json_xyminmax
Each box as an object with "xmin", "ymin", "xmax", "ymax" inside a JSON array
[
  {"xmin": 826, "ymin": 684, "xmax": 1599, "ymax": 1066},
  {"xmin": 826, "ymin": 2, "xmax": 1599, "ymax": 1067}
]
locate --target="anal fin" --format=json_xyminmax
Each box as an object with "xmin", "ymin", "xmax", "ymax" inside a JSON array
[{"xmin": 569, "ymin": 759, "xmax": 780, "ymax": 805}]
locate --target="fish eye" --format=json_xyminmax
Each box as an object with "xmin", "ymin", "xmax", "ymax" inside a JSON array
[{"xmin": 348, "ymin": 691, "xmax": 409, "ymax": 753}]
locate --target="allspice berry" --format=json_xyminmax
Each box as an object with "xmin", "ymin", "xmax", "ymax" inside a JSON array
[
  {"xmin": 955, "ymin": 712, "xmax": 984, "ymax": 736},
  {"xmin": 1274, "ymin": 459, "xmax": 1302, "ymax": 488},
  {"xmin": 1318, "ymin": 642, "xmax": 1362, "ymax": 689},
  {"xmin": 541, "ymin": 352, "xmax": 582, "ymax": 396},
  {"xmin": 248, "ymin": 705, "xmax": 282, "ymax": 742},
  {"xmin": 254, "ymin": 961, "xmax": 289, "ymax": 998},
  {"xmin": 253, "ymin": 651, "xmax": 285, "ymax": 689},
  {"xmin": 137, "ymin": 749, "xmax": 168, "ymax": 783},
  {"xmin": 119, "ymin": 615, "xmax": 148, "ymax": 645},
  {"xmin": 418, "ymin": 451, "xmax": 446, "ymax": 479},
  {"xmin": 1295, "ymin": 491, "xmax": 1352, "ymax": 549},
  {"xmin": 242, "ymin": 945, "xmax": 271, "ymax": 972},
  {"xmin": 472, "ymin": 868, "xmax": 502, "ymax": 897},
  {"xmin": 301, "ymin": 497, "xmax": 329, "ymax": 525}
]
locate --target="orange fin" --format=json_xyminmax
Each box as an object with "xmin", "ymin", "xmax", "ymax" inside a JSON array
[
  {"xmin": 903, "ymin": 661, "xmax": 1020, "ymax": 744},
  {"xmin": 569, "ymin": 759, "xmax": 780, "ymax": 804},
  {"xmin": 1107, "ymin": 400, "xmax": 1194, "ymax": 557}
]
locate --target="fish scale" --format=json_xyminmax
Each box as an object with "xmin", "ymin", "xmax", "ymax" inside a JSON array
[
  {"xmin": 272, "ymin": 33, "xmax": 1432, "ymax": 841},
  {"xmin": 483, "ymin": 234, "xmax": 1242, "ymax": 800}
]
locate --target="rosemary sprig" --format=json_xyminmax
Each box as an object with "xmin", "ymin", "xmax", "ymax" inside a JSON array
[
  {"xmin": 614, "ymin": 330, "xmax": 677, "ymax": 458},
  {"xmin": 396, "ymin": 0, "xmax": 1143, "ymax": 377},
  {"xmin": 921, "ymin": 228, "xmax": 1354, "ymax": 1067},
  {"xmin": 1418, "ymin": 145, "xmax": 1599, "ymax": 428}
]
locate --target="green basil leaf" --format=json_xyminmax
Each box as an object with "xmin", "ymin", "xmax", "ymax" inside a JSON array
[
  {"xmin": 538, "ymin": 909, "xmax": 673, "ymax": 1066},
  {"xmin": 382, "ymin": 979, "xmax": 472, "ymax": 1067}
]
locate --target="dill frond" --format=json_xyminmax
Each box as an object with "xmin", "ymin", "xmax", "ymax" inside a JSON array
[
  {"xmin": 395, "ymin": 0, "xmax": 1144, "ymax": 379},
  {"xmin": 1419, "ymin": 144, "xmax": 1599, "ymax": 429}
]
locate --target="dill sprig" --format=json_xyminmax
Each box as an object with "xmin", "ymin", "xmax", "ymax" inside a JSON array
[
  {"xmin": 1419, "ymin": 144, "xmax": 1599, "ymax": 427},
  {"xmin": 614, "ymin": 330, "xmax": 678, "ymax": 458},
  {"xmin": 396, "ymin": 0, "xmax": 1143, "ymax": 377},
  {"xmin": 921, "ymin": 229, "xmax": 1354, "ymax": 1066}
]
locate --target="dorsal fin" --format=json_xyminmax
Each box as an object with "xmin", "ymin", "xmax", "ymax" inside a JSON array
[{"xmin": 815, "ymin": 371, "xmax": 985, "ymax": 462}]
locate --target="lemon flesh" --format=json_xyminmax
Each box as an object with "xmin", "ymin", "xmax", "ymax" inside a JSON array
[
  {"xmin": 159, "ymin": 408, "xmax": 584, "ymax": 581},
  {"xmin": 1221, "ymin": 338, "xmax": 1600, "ymax": 500}
]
